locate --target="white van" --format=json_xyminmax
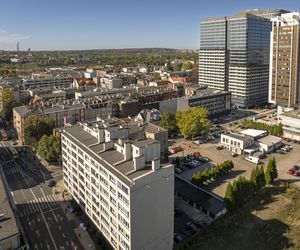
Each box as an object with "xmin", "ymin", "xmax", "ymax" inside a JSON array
[{"xmin": 245, "ymin": 156, "xmax": 259, "ymax": 164}]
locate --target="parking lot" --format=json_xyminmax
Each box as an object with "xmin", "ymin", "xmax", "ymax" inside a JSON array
[{"xmin": 169, "ymin": 138, "xmax": 300, "ymax": 198}]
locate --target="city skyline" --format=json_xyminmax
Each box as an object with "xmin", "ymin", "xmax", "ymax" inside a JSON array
[{"xmin": 1, "ymin": 0, "xmax": 300, "ymax": 51}]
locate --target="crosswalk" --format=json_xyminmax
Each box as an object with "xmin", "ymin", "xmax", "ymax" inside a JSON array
[
  {"xmin": 4, "ymin": 166, "xmax": 20, "ymax": 175},
  {"xmin": 19, "ymin": 194, "xmax": 60, "ymax": 216}
]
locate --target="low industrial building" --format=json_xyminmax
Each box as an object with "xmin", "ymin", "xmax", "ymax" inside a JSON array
[
  {"xmin": 221, "ymin": 133, "xmax": 254, "ymax": 154},
  {"xmin": 175, "ymin": 177, "xmax": 226, "ymax": 219},
  {"xmin": 220, "ymin": 129, "xmax": 282, "ymax": 156},
  {"xmin": 257, "ymin": 135, "xmax": 282, "ymax": 153},
  {"xmin": 279, "ymin": 109, "xmax": 300, "ymax": 140},
  {"xmin": 240, "ymin": 129, "xmax": 268, "ymax": 140}
]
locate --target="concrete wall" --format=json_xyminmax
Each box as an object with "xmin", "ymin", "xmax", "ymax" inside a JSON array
[{"xmin": 130, "ymin": 165, "xmax": 174, "ymax": 250}]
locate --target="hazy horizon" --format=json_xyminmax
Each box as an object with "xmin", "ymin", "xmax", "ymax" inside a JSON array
[{"xmin": 1, "ymin": 0, "xmax": 300, "ymax": 51}]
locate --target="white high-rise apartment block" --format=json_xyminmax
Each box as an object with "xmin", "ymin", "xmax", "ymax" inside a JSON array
[{"xmin": 61, "ymin": 118, "xmax": 174, "ymax": 250}]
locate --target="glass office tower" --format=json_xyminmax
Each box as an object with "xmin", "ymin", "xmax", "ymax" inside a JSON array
[{"xmin": 199, "ymin": 10, "xmax": 287, "ymax": 108}]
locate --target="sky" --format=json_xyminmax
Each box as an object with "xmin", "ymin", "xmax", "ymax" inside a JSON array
[{"xmin": 0, "ymin": 0, "xmax": 300, "ymax": 51}]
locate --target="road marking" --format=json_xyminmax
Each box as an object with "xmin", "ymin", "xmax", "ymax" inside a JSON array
[
  {"xmin": 62, "ymin": 233, "xmax": 66, "ymax": 238},
  {"xmin": 39, "ymin": 187, "xmax": 59, "ymax": 223},
  {"xmin": 48, "ymin": 195, "xmax": 57, "ymax": 207},
  {"xmin": 15, "ymin": 163, "xmax": 58, "ymax": 250}
]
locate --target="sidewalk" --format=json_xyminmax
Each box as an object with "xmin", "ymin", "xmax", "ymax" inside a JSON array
[{"xmin": 54, "ymin": 179, "xmax": 96, "ymax": 250}]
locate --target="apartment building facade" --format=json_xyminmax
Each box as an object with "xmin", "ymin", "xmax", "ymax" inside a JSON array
[
  {"xmin": 269, "ymin": 12, "xmax": 300, "ymax": 108},
  {"xmin": 177, "ymin": 87, "xmax": 231, "ymax": 117},
  {"xmin": 13, "ymin": 104, "xmax": 85, "ymax": 144},
  {"xmin": 61, "ymin": 118, "xmax": 174, "ymax": 250},
  {"xmin": 21, "ymin": 77, "xmax": 73, "ymax": 90},
  {"xmin": 199, "ymin": 10, "xmax": 286, "ymax": 108}
]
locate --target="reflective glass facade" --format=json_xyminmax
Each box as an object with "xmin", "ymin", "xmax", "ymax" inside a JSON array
[{"xmin": 199, "ymin": 11, "xmax": 282, "ymax": 108}]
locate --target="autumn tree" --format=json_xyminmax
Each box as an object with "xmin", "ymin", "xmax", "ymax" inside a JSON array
[
  {"xmin": 0, "ymin": 89, "xmax": 19, "ymax": 121},
  {"xmin": 176, "ymin": 107, "xmax": 210, "ymax": 138}
]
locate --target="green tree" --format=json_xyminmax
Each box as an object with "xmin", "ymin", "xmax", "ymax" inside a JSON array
[
  {"xmin": 0, "ymin": 89, "xmax": 19, "ymax": 121},
  {"xmin": 159, "ymin": 111, "xmax": 178, "ymax": 134},
  {"xmin": 153, "ymin": 73, "xmax": 161, "ymax": 81},
  {"xmin": 176, "ymin": 107, "xmax": 210, "ymax": 138},
  {"xmin": 37, "ymin": 135, "xmax": 61, "ymax": 162},
  {"xmin": 24, "ymin": 116, "xmax": 55, "ymax": 145},
  {"xmin": 265, "ymin": 157, "xmax": 278, "ymax": 185},
  {"xmin": 181, "ymin": 61, "xmax": 194, "ymax": 71},
  {"xmin": 259, "ymin": 165, "xmax": 266, "ymax": 188},
  {"xmin": 250, "ymin": 166, "xmax": 260, "ymax": 191},
  {"xmin": 224, "ymin": 182, "xmax": 234, "ymax": 211}
]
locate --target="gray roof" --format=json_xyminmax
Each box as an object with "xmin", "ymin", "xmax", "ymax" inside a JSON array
[
  {"xmin": 14, "ymin": 104, "xmax": 85, "ymax": 117},
  {"xmin": 63, "ymin": 124, "xmax": 164, "ymax": 185},
  {"xmin": 144, "ymin": 123, "xmax": 167, "ymax": 133},
  {"xmin": 185, "ymin": 88, "xmax": 230, "ymax": 100},
  {"xmin": 224, "ymin": 133, "xmax": 252, "ymax": 143},
  {"xmin": 258, "ymin": 135, "xmax": 282, "ymax": 146},
  {"xmin": 175, "ymin": 177, "xmax": 225, "ymax": 217},
  {"xmin": 13, "ymin": 105, "xmax": 41, "ymax": 117},
  {"xmin": 133, "ymin": 138, "xmax": 157, "ymax": 147},
  {"xmin": 0, "ymin": 175, "xmax": 20, "ymax": 241}
]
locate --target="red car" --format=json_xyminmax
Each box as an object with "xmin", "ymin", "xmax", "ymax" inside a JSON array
[
  {"xmin": 169, "ymin": 146, "xmax": 183, "ymax": 154},
  {"xmin": 288, "ymin": 165, "xmax": 300, "ymax": 176}
]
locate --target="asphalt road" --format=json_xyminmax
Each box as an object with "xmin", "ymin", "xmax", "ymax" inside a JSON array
[{"xmin": 0, "ymin": 141, "xmax": 83, "ymax": 250}]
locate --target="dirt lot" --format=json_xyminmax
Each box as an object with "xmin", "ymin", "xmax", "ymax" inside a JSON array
[
  {"xmin": 175, "ymin": 185, "xmax": 300, "ymax": 250},
  {"xmin": 170, "ymin": 138, "xmax": 300, "ymax": 197}
]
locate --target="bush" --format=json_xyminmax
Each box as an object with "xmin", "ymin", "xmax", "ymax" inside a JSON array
[
  {"xmin": 242, "ymin": 119, "xmax": 283, "ymax": 137},
  {"xmin": 225, "ymin": 175, "xmax": 256, "ymax": 211},
  {"xmin": 192, "ymin": 160, "xmax": 234, "ymax": 185}
]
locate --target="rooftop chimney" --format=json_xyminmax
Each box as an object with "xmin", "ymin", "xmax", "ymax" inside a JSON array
[{"xmin": 152, "ymin": 158, "xmax": 160, "ymax": 171}]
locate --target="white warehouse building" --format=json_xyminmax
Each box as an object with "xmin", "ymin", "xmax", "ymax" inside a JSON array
[{"xmin": 61, "ymin": 117, "xmax": 174, "ymax": 250}]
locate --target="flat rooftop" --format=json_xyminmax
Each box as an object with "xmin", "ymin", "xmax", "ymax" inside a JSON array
[
  {"xmin": 184, "ymin": 88, "xmax": 230, "ymax": 100},
  {"xmin": 175, "ymin": 177, "xmax": 225, "ymax": 217},
  {"xmin": 241, "ymin": 129, "xmax": 267, "ymax": 138},
  {"xmin": 258, "ymin": 135, "xmax": 282, "ymax": 146},
  {"xmin": 63, "ymin": 123, "xmax": 168, "ymax": 186},
  {"xmin": 0, "ymin": 174, "xmax": 20, "ymax": 241},
  {"xmin": 223, "ymin": 133, "xmax": 251, "ymax": 142},
  {"xmin": 280, "ymin": 109, "xmax": 300, "ymax": 119}
]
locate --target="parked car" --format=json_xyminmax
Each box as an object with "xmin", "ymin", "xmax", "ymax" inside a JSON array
[
  {"xmin": 288, "ymin": 165, "xmax": 300, "ymax": 176},
  {"xmin": 192, "ymin": 220, "xmax": 202, "ymax": 228},
  {"xmin": 245, "ymin": 156, "xmax": 260, "ymax": 164},
  {"xmin": 216, "ymin": 145, "xmax": 224, "ymax": 150},
  {"xmin": 193, "ymin": 140, "xmax": 203, "ymax": 145},
  {"xmin": 231, "ymin": 152, "xmax": 238, "ymax": 157},
  {"xmin": 198, "ymin": 157, "xmax": 211, "ymax": 163},
  {"xmin": 190, "ymin": 160, "xmax": 201, "ymax": 167},
  {"xmin": 185, "ymin": 222, "xmax": 198, "ymax": 233},
  {"xmin": 48, "ymin": 179, "xmax": 56, "ymax": 187},
  {"xmin": 174, "ymin": 208, "xmax": 182, "ymax": 216},
  {"xmin": 169, "ymin": 146, "xmax": 183, "ymax": 154},
  {"xmin": 174, "ymin": 233, "xmax": 184, "ymax": 244},
  {"xmin": 175, "ymin": 167, "xmax": 183, "ymax": 174}
]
